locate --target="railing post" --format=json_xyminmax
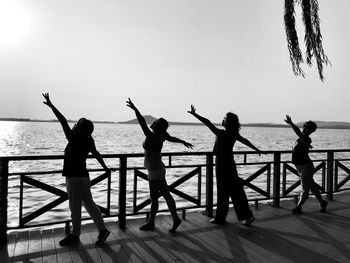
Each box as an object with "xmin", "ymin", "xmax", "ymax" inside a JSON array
[
  {"xmin": 273, "ymin": 153, "xmax": 281, "ymax": 207},
  {"xmin": 0, "ymin": 159, "xmax": 9, "ymax": 245},
  {"xmin": 205, "ymin": 153, "xmax": 213, "ymax": 217},
  {"xmin": 326, "ymin": 151, "xmax": 334, "ymax": 201},
  {"xmin": 118, "ymin": 156, "xmax": 127, "ymax": 229},
  {"xmin": 107, "ymin": 170, "xmax": 111, "ymax": 215}
]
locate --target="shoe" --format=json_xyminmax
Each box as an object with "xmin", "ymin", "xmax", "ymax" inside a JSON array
[
  {"xmin": 320, "ymin": 200, "xmax": 328, "ymax": 213},
  {"xmin": 292, "ymin": 206, "xmax": 302, "ymax": 214},
  {"xmin": 139, "ymin": 222, "xmax": 155, "ymax": 231},
  {"xmin": 95, "ymin": 228, "xmax": 110, "ymax": 246},
  {"xmin": 59, "ymin": 234, "xmax": 80, "ymax": 246},
  {"xmin": 242, "ymin": 216, "xmax": 255, "ymax": 226},
  {"xmin": 169, "ymin": 218, "xmax": 182, "ymax": 233},
  {"xmin": 209, "ymin": 218, "xmax": 225, "ymax": 225}
]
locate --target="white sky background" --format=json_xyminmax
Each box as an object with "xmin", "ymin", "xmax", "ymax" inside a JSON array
[{"xmin": 0, "ymin": 0, "xmax": 349, "ymax": 124}]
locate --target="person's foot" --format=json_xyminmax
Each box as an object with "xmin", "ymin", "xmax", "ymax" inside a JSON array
[
  {"xmin": 169, "ymin": 218, "xmax": 182, "ymax": 233},
  {"xmin": 209, "ymin": 218, "xmax": 225, "ymax": 225},
  {"xmin": 139, "ymin": 222, "xmax": 155, "ymax": 231},
  {"xmin": 320, "ymin": 200, "xmax": 328, "ymax": 213},
  {"xmin": 59, "ymin": 234, "xmax": 80, "ymax": 246},
  {"xmin": 242, "ymin": 216, "xmax": 255, "ymax": 226},
  {"xmin": 95, "ymin": 228, "xmax": 110, "ymax": 246},
  {"xmin": 292, "ymin": 206, "xmax": 302, "ymax": 214}
]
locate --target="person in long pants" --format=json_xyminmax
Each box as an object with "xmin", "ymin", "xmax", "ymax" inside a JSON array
[
  {"xmin": 43, "ymin": 93, "xmax": 111, "ymax": 246},
  {"xmin": 188, "ymin": 105, "xmax": 263, "ymax": 226}
]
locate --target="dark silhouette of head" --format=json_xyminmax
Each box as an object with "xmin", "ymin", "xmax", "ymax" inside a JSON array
[
  {"xmin": 73, "ymin": 118, "xmax": 94, "ymax": 137},
  {"xmin": 303, "ymin": 121, "xmax": 317, "ymax": 135},
  {"xmin": 150, "ymin": 118, "xmax": 169, "ymax": 134},
  {"xmin": 222, "ymin": 112, "xmax": 240, "ymax": 136}
]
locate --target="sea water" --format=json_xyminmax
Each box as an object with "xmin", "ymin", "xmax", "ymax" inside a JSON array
[{"xmin": 1, "ymin": 121, "xmax": 350, "ymax": 227}]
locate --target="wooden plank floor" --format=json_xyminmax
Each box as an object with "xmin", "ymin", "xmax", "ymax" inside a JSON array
[{"xmin": 2, "ymin": 192, "xmax": 350, "ymax": 263}]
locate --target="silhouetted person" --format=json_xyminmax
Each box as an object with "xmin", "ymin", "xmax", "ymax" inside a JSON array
[
  {"xmin": 188, "ymin": 105, "xmax": 262, "ymax": 226},
  {"xmin": 42, "ymin": 93, "xmax": 110, "ymax": 246},
  {"xmin": 284, "ymin": 115, "xmax": 328, "ymax": 214},
  {"xmin": 126, "ymin": 98, "xmax": 193, "ymax": 232}
]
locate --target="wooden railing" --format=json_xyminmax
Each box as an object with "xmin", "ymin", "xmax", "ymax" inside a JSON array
[{"xmin": 1, "ymin": 149, "xmax": 350, "ymax": 245}]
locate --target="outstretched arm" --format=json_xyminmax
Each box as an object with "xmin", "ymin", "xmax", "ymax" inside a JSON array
[
  {"xmin": 284, "ymin": 115, "xmax": 304, "ymax": 140},
  {"xmin": 126, "ymin": 98, "xmax": 152, "ymax": 137},
  {"xmin": 164, "ymin": 133, "xmax": 193, "ymax": 149},
  {"xmin": 42, "ymin": 93, "xmax": 72, "ymax": 141},
  {"xmin": 237, "ymin": 135, "xmax": 264, "ymax": 155},
  {"xmin": 188, "ymin": 105, "xmax": 220, "ymax": 136}
]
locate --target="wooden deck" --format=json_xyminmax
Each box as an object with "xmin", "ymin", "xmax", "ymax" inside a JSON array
[{"xmin": 2, "ymin": 192, "xmax": 350, "ymax": 263}]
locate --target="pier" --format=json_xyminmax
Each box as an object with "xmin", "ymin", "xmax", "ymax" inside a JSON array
[
  {"xmin": 2, "ymin": 192, "xmax": 350, "ymax": 263},
  {"xmin": 1, "ymin": 150, "xmax": 350, "ymax": 262}
]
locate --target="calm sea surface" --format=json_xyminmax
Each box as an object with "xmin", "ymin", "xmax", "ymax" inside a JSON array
[{"xmin": 1, "ymin": 121, "xmax": 350, "ymax": 227}]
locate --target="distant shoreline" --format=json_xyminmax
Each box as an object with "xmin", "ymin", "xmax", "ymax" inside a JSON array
[
  {"xmin": 2, "ymin": 117, "xmax": 350, "ymax": 130},
  {"xmin": 0, "ymin": 118, "xmax": 116, "ymax": 124}
]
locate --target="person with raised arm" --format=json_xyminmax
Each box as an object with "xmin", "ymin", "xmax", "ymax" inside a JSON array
[
  {"xmin": 188, "ymin": 105, "xmax": 263, "ymax": 226},
  {"xmin": 284, "ymin": 115, "xmax": 328, "ymax": 214},
  {"xmin": 42, "ymin": 93, "xmax": 110, "ymax": 246},
  {"xmin": 126, "ymin": 98, "xmax": 193, "ymax": 232}
]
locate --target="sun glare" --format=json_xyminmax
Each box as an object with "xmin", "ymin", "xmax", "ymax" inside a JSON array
[{"xmin": 0, "ymin": 1, "xmax": 34, "ymax": 48}]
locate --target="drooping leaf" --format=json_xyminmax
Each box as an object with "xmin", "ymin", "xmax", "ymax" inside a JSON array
[
  {"xmin": 284, "ymin": 0, "xmax": 305, "ymax": 77},
  {"xmin": 284, "ymin": 0, "xmax": 330, "ymax": 81}
]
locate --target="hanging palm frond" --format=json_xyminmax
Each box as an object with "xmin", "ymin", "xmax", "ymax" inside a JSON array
[{"xmin": 284, "ymin": 0, "xmax": 330, "ymax": 81}]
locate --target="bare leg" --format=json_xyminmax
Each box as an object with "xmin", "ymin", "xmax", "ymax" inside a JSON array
[{"xmin": 159, "ymin": 180, "xmax": 181, "ymax": 232}]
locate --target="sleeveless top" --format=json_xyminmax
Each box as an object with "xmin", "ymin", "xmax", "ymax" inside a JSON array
[
  {"xmin": 213, "ymin": 130, "xmax": 239, "ymax": 179},
  {"xmin": 213, "ymin": 130, "xmax": 237, "ymax": 162},
  {"xmin": 142, "ymin": 133, "xmax": 166, "ymax": 172}
]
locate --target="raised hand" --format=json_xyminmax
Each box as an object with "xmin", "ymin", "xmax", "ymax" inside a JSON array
[
  {"xmin": 187, "ymin": 104, "xmax": 196, "ymax": 115},
  {"xmin": 42, "ymin": 93, "xmax": 53, "ymax": 108},
  {"xmin": 126, "ymin": 98, "xmax": 137, "ymax": 111},
  {"xmin": 284, "ymin": 115, "xmax": 292, "ymax": 125}
]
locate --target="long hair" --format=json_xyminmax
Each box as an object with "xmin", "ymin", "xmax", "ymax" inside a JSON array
[{"xmin": 225, "ymin": 112, "xmax": 240, "ymax": 136}]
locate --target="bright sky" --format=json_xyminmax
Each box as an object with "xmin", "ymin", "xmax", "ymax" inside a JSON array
[{"xmin": 1, "ymin": 0, "xmax": 349, "ymax": 124}]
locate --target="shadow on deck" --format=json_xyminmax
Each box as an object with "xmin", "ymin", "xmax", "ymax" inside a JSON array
[{"xmin": 2, "ymin": 192, "xmax": 350, "ymax": 263}]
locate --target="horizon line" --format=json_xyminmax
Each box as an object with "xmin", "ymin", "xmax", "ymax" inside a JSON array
[{"xmin": 2, "ymin": 117, "xmax": 350, "ymax": 129}]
